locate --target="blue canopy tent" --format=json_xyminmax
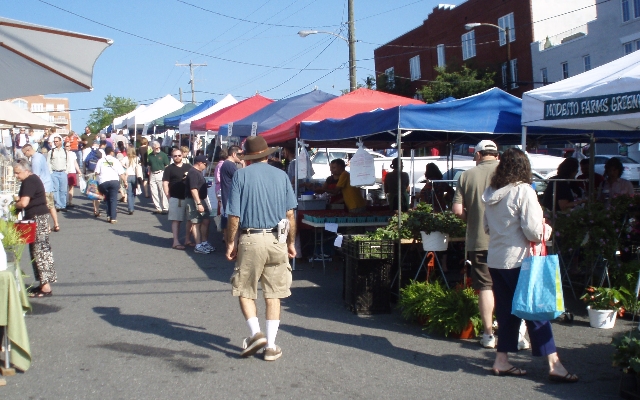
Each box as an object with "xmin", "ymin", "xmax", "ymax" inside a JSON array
[
  {"xmin": 164, "ymin": 99, "xmax": 217, "ymax": 128},
  {"xmin": 218, "ymin": 90, "xmax": 336, "ymax": 137}
]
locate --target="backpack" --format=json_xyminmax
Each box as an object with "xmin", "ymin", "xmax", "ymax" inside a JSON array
[{"xmin": 85, "ymin": 149, "xmax": 102, "ymax": 172}]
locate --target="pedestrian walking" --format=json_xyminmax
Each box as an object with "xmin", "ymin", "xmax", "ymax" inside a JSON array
[
  {"xmin": 226, "ymin": 136, "xmax": 297, "ymax": 361},
  {"xmin": 121, "ymin": 147, "xmax": 140, "ymax": 215},
  {"xmin": 184, "ymin": 155, "xmax": 214, "ymax": 254},
  {"xmin": 48, "ymin": 134, "xmax": 68, "ymax": 211},
  {"xmin": 482, "ymin": 148, "xmax": 577, "ymax": 382},
  {"xmin": 137, "ymin": 137, "xmax": 151, "ymax": 198},
  {"xmin": 147, "ymin": 141, "xmax": 169, "ymax": 214},
  {"xmin": 13, "ymin": 159, "xmax": 56, "ymax": 298},
  {"xmin": 22, "ymin": 144, "xmax": 60, "ymax": 232},
  {"xmin": 64, "ymin": 141, "xmax": 82, "ymax": 208},
  {"xmin": 163, "ymin": 147, "xmax": 193, "ymax": 250},
  {"xmin": 219, "ymin": 146, "xmax": 242, "ymax": 240},
  {"xmin": 95, "ymin": 147, "xmax": 128, "ymax": 224}
]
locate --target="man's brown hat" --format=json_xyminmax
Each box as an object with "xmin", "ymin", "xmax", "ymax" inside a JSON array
[{"xmin": 239, "ymin": 136, "xmax": 277, "ymax": 160}]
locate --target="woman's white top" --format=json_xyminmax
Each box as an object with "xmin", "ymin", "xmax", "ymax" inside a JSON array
[{"xmin": 95, "ymin": 155, "xmax": 124, "ymax": 184}]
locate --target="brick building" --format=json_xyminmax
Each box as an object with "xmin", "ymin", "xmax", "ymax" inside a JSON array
[
  {"xmin": 373, "ymin": 0, "xmax": 596, "ymax": 99},
  {"xmin": 8, "ymin": 94, "xmax": 71, "ymax": 135}
]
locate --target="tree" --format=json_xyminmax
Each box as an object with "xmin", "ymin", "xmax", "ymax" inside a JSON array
[
  {"xmin": 376, "ymin": 73, "xmax": 414, "ymax": 98},
  {"xmin": 339, "ymin": 75, "xmax": 377, "ymax": 95},
  {"xmin": 417, "ymin": 65, "xmax": 495, "ymax": 104},
  {"xmin": 87, "ymin": 95, "xmax": 137, "ymax": 133}
]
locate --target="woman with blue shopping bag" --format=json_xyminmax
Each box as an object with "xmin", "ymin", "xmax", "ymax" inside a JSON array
[{"xmin": 482, "ymin": 148, "xmax": 578, "ymax": 383}]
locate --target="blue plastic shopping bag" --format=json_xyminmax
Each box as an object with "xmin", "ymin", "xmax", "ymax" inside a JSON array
[{"xmin": 512, "ymin": 239, "xmax": 565, "ymax": 321}]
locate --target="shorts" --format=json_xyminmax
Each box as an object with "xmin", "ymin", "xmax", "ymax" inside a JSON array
[
  {"xmin": 168, "ymin": 197, "xmax": 187, "ymax": 222},
  {"xmin": 221, "ymin": 214, "xmax": 228, "ymax": 229},
  {"xmin": 67, "ymin": 173, "xmax": 78, "ymax": 187},
  {"xmin": 45, "ymin": 192, "xmax": 54, "ymax": 209},
  {"xmin": 230, "ymin": 231, "xmax": 292, "ymax": 299},
  {"xmin": 184, "ymin": 197, "xmax": 210, "ymax": 224},
  {"xmin": 468, "ymin": 250, "xmax": 492, "ymax": 291}
]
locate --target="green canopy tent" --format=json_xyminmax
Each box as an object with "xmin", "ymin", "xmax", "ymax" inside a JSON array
[{"xmin": 152, "ymin": 103, "xmax": 198, "ymax": 128}]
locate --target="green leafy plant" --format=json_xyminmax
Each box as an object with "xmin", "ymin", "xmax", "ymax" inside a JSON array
[
  {"xmin": 398, "ymin": 280, "xmax": 445, "ymax": 322},
  {"xmin": 580, "ymin": 286, "xmax": 629, "ymax": 311},
  {"xmin": 0, "ymin": 218, "xmax": 25, "ymax": 263},
  {"xmin": 403, "ymin": 202, "xmax": 466, "ymax": 239},
  {"xmin": 613, "ymin": 332, "xmax": 640, "ymax": 374},
  {"xmin": 423, "ymin": 283, "xmax": 481, "ymax": 337}
]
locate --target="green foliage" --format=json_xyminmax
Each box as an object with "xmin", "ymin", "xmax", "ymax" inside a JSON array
[
  {"xmin": 376, "ymin": 73, "xmax": 416, "ymax": 98},
  {"xmin": 581, "ymin": 286, "xmax": 629, "ymax": 311},
  {"xmin": 418, "ymin": 65, "xmax": 495, "ymax": 104},
  {"xmin": 613, "ymin": 332, "xmax": 640, "ymax": 374},
  {"xmin": 398, "ymin": 280, "xmax": 445, "ymax": 321},
  {"xmin": 610, "ymin": 259, "xmax": 640, "ymax": 314},
  {"xmin": 0, "ymin": 219, "xmax": 25, "ymax": 262},
  {"xmin": 87, "ymin": 95, "xmax": 137, "ymax": 133},
  {"xmin": 403, "ymin": 202, "xmax": 466, "ymax": 238}
]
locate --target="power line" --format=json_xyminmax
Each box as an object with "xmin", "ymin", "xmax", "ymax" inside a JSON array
[{"xmin": 35, "ymin": 0, "xmax": 334, "ymax": 71}]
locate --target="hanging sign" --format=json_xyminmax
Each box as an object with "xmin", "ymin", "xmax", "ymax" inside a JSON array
[
  {"xmin": 544, "ymin": 91, "xmax": 640, "ymax": 120},
  {"xmin": 251, "ymin": 122, "xmax": 258, "ymax": 136},
  {"xmin": 227, "ymin": 122, "xmax": 233, "ymax": 137}
]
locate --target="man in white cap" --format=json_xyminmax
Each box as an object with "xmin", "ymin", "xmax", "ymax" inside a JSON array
[
  {"xmin": 226, "ymin": 136, "xmax": 297, "ymax": 362},
  {"xmin": 453, "ymin": 140, "xmax": 503, "ymax": 348}
]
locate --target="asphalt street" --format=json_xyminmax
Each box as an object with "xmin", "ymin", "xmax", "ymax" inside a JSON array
[{"xmin": 0, "ymin": 194, "xmax": 629, "ymax": 399}]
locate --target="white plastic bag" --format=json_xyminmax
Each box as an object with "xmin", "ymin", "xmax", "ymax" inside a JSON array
[
  {"xmin": 349, "ymin": 146, "xmax": 376, "ymax": 187},
  {"xmin": 78, "ymin": 176, "xmax": 87, "ymax": 193}
]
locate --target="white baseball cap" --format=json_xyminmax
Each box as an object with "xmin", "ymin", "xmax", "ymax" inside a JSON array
[{"xmin": 475, "ymin": 140, "xmax": 497, "ymax": 152}]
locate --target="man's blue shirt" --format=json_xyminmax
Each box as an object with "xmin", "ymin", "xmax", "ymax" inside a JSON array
[{"xmin": 31, "ymin": 152, "xmax": 53, "ymax": 192}]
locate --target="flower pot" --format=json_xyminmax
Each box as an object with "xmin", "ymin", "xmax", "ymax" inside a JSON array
[
  {"xmin": 588, "ymin": 307, "xmax": 617, "ymax": 329},
  {"xmin": 420, "ymin": 231, "xmax": 449, "ymax": 252},
  {"xmin": 450, "ymin": 320, "xmax": 475, "ymax": 339}
]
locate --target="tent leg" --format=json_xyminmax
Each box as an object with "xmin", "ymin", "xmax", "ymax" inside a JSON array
[
  {"xmin": 293, "ymin": 138, "xmax": 299, "ymax": 271},
  {"xmin": 396, "ymin": 129, "xmax": 402, "ymax": 295},
  {"xmin": 521, "ymin": 126, "xmax": 527, "ymax": 151}
]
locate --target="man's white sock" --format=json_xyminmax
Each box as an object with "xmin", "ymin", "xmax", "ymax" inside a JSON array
[
  {"xmin": 266, "ymin": 320, "xmax": 280, "ymax": 349},
  {"xmin": 247, "ymin": 317, "xmax": 261, "ymax": 337}
]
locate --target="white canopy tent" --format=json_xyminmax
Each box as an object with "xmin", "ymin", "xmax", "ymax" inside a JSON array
[
  {"xmin": 178, "ymin": 94, "xmax": 238, "ymax": 134},
  {"xmin": 0, "ymin": 101, "xmax": 57, "ymax": 129},
  {"xmin": 522, "ymin": 50, "xmax": 640, "ymax": 131},
  {"xmin": 123, "ymin": 95, "xmax": 183, "ymax": 133},
  {"xmin": 113, "ymin": 105, "xmax": 146, "ymax": 129}
]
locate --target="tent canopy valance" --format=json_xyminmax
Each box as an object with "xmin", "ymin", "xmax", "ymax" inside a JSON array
[
  {"xmin": 190, "ymin": 94, "xmax": 273, "ymax": 133},
  {"xmin": 164, "ymin": 99, "xmax": 217, "ymax": 128},
  {"xmin": 178, "ymin": 94, "xmax": 237, "ymax": 134},
  {"xmin": 152, "ymin": 104, "xmax": 198, "ymax": 127},
  {"xmin": 218, "ymin": 90, "xmax": 336, "ymax": 137}
]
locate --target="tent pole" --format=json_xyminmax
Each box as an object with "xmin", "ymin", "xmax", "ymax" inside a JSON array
[
  {"xmin": 293, "ymin": 137, "xmax": 299, "ymax": 271},
  {"xmin": 396, "ymin": 128, "xmax": 402, "ymax": 296},
  {"xmin": 589, "ymin": 133, "xmax": 595, "ymax": 203},
  {"xmin": 521, "ymin": 126, "xmax": 527, "ymax": 150},
  {"xmin": 410, "ymin": 148, "xmax": 415, "ymax": 207}
]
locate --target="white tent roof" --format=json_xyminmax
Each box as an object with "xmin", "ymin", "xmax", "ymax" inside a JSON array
[
  {"xmin": 0, "ymin": 101, "xmax": 57, "ymax": 129},
  {"xmin": 113, "ymin": 105, "xmax": 146, "ymax": 129},
  {"xmin": 522, "ymin": 50, "xmax": 640, "ymax": 131},
  {"xmin": 125, "ymin": 95, "xmax": 182, "ymax": 130},
  {"xmin": 178, "ymin": 94, "xmax": 238, "ymax": 134}
]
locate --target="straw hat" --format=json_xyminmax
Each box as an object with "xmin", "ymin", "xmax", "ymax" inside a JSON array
[{"xmin": 239, "ymin": 136, "xmax": 277, "ymax": 160}]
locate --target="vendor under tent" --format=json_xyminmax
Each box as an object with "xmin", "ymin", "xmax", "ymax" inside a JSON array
[
  {"xmin": 114, "ymin": 105, "xmax": 146, "ymax": 130},
  {"xmin": 152, "ymin": 103, "xmax": 198, "ymax": 128},
  {"xmin": 164, "ymin": 98, "xmax": 217, "ymax": 128},
  {"xmin": 190, "ymin": 94, "xmax": 274, "ymax": 133},
  {"xmin": 124, "ymin": 95, "xmax": 183, "ymax": 136},
  {"xmin": 178, "ymin": 94, "xmax": 238, "ymax": 134},
  {"xmin": 259, "ymin": 88, "xmax": 423, "ymax": 146},
  {"xmin": 217, "ymin": 90, "xmax": 336, "ymax": 137}
]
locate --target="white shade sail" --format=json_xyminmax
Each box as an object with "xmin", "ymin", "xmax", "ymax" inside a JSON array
[
  {"xmin": 0, "ymin": 17, "xmax": 112, "ymax": 100},
  {"xmin": 0, "ymin": 101, "xmax": 57, "ymax": 129},
  {"xmin": 113, "ymin": 105, "xmax": 146, "ymax": 129},
  {"xmin": 124, "ymin": 95, "xmax": 183, "ymax": 131}
]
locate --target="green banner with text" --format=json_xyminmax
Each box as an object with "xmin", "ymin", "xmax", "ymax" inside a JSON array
[{"xmin": 543, "ymin": 91, "xmax": 640, "ymax": 120}]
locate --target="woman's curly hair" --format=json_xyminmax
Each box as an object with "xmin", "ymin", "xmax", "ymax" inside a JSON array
[{"xmin": 490, "ymin": 148, "xmax": 532, "ymax": 189}]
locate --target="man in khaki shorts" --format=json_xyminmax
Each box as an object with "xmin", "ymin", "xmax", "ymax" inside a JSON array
[
  {"xmin": 162, "ymin": 148, "xmax": 192, "ymax": 250},
  {"xmin": 226, "ymin": 136, "xmax": 297, "ymax": 361}
]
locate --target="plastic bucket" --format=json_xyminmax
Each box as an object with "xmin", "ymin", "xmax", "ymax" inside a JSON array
[
  {"xmin": 587, "ymin": 307, "xmax": 617, "ymax": 329},
  {"xmin": 15, "ymin": 220, "xmax": 36, "ymax": 244},
  {"xmin": 420, "ymin": 231, "xmax": 449, "ymax": 252}
]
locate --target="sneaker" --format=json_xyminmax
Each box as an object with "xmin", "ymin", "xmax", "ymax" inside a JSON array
[
  {"xmin": 480, "ymin": 334, "xmax": 496, "ymax": 348},
  {"xmin": 518, "ymin": 337, "xmax": 531, "ymax": 351},
  {"xmin": 201, "ymin": 242, "xmax": 216, "ymax": 252},
  {"xmin": 241, "ymin": 333, "xmax": 267, "ymax": 357},
  {"xmin": 263, "ymin": 345, "xmax": 282, "ymax": 361},
  {"xmin": 194, "ymin": 244, "xmax": 211, "ymax": 254}
]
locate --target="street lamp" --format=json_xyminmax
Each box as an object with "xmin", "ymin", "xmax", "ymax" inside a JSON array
[
  {"xmin": 298, "ymin": 1, "xmax": 357, "ymax": 92},
  {"xmin": 465, "ymin": 22, "xmax": 511, "ymax": 91}
]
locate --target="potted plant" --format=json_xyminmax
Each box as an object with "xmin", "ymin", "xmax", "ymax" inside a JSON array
[
  {"xmin": 581, "ymin": 286, "xmax": 629, "ymax": 329},
  {"xmin": 418, "ymin": 281, "xmax": 481, "ymax": 338},
  {"xmin": 612, "ymin": 332, "xmax": 640, "ymax": 396},
  {"xmin": 398, "ymin": 279, "xmax": 445, "ymax": 324}
]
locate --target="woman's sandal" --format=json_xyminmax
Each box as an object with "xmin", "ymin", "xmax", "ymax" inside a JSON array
[
  {"xmin": 53, "ymin": 225, "xmax": 60, "ymax": 232},
  {"xmin": 492, "ymin": 366, "xmax": 527, "ymax": 377},
  {"xmin": 549, "ymin": 372, "xmax": 578, "ymax": 383},
  {"xmin": 29, "ymin": 289, "xmax": 52, "ymax": 298},
  {"xmin": 94, "ymin": 212, "xmax": 101, "ymax": 217}
]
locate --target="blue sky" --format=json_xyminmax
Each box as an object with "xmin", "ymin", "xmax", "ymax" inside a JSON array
[{"xmin": 3, "ymin": 0, "xmax": 447, "ymax": 131}]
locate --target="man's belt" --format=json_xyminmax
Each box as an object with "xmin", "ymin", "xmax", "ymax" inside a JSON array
[
  {"xmin": 53, "ymin": 170, "xmax": 65, "ymax": 172},
  {"xmin": 152, "ymin": 170, "xmax": 164, "ymax": 174},
  {"xmin": 242, "ymin": 228, "xmax": 277, "ymax": 234}
]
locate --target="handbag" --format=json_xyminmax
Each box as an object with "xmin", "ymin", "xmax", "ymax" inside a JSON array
[
  {"xmin": 84, "ymin": 178, "xmax": 104, "ymax": 201},
  {"xmin": 135, "ymin": 162, "xmax": 143, "ymax": 179},
  {"xmin": 512, "ymin": 226, "xmax": 565, "ymax": 321}
]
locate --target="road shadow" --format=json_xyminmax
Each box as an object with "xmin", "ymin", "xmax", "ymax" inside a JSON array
[
  {"xmin": 93, "ymin": 306, "xmax": 237, "ymax": 357},
  {"xmin": 92, "ymin": 342, "xmax": 209, "ymax": 372}
]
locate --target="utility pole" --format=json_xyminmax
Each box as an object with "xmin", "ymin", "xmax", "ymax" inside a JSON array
[
  {"xmin": 347, "ymin": 0, "xmax": 357, "ymax": 92},
  {"xmin": 175, "ymin": 60, "xmax": 207, "ymax": 103}
]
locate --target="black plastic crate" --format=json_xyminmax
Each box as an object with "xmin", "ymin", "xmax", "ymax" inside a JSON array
[
  {"xmin": 343, "ymin": 235, "xmax": 394, "ymax": 260},
  {"xmin": 343, "ymin": 256, "xmax": 391, "ymax": 315}
]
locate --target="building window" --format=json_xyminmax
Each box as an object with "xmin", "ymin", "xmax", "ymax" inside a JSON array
[
  {"xmin": 11, "ymin": 99, "xmax": 27, "ymax": 110},
  {"xmin": 57, "ymin": 104, "xmax": 65, "ymax": 112},
  {"xmin": 437, "ymin": 44, "xmax": 445, "ymax": 67},
  {"xmin": 385, "ymin": 67, "xmax": 395, "ymax": 89},
  {"xmin": 636, "ymin": 0, "xmax": 640, "ymax": 17},
  {"xmin": 45, "ymin": 103, "xmax": 54, "ymax": 112},
  {"xmin": 561, "ymin": 62, "xmax": 569, "ymax": 79},
  {"xmin": 623, "ymin": 0, "xmax": 631, "ymax": 22},
  {"xmin": 31, "ymin": 103, "xmax": 43, "ymax": 112},
  {"xmin": 541, "ymin": 68, "xmax": 548, "ymax": 85},
  {"xmin": 584, "ymin": 55, "xmax": 591, "ymax": 71},
  {"xmin": 461, "ymin": 30, "xmax": 476, "ymax": 60},
  {"xmin": 498, "ymin": 13, "xmax": 516, "ymax": 46},
  {"xmin": 409, "ymin": 56, "xmax": 421, "ymax": 81},
  {"xmin": 501, "ymin": 59, "xmax": 518, "ymax": 89},
  {"xmin": 624, "ymin": 40, "xmax": 640, "ymax": 55}
]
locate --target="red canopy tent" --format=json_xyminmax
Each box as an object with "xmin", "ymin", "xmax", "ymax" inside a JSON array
[
  {"xmin": 259, "ymin": 88, "xmax": 424, "ymax": 145},
  {"xmin": 190, "ymin": 94, "xmax": 274, "ymax": 132}
]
